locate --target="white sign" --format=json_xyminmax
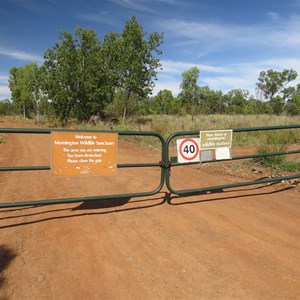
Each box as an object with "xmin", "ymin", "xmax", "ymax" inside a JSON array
[
  {"xmin": 215, "ymin": 147, "xmax": 231, "ymax": 160},
  {"xmin": 176, "ymin": 138, "xmax": 200, "ymax": 163}
]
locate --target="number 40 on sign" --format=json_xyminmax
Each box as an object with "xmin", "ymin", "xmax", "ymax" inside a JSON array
[{"xmin": 176, "ymin": 138, "xmax": 200, "ymax": 163}]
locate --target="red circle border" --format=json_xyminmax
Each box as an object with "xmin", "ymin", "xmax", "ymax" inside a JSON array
[{"xmin": 179, "ymin": 138, "xmax": 199, "ymax": 161}]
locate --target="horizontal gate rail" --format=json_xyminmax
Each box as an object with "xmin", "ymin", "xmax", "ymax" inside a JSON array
[
  {"xmin": 165, "ymin": 124, "xmax": 300, "ymax": 195},
  {"xmin": 0, "ymin": 128, "xmax": 166, "ymax": 208}
]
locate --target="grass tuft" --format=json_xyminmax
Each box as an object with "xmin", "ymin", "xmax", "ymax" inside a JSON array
[{"xmin": 0, "ymin": 135, "xmax": 5, "ymax": 144}]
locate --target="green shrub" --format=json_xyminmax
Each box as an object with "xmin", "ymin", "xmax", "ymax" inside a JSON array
[
  {"xmin": 256, "ymin": 143, "xmax": 287, "ymax": 166},
  {"xmin": 255, "ymin": 130, "xmax": 299, "ymax": 169}
]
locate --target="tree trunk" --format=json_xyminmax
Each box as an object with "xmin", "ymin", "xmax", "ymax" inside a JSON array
[
  {"xmin": 122, "ymin": 91, "xmax": 130, "ymax": 125},
  {"xmin": 36, "ymin": 100, "xmax": 40, "ymax": 123},
  {"xmin": 191, "ymin": 104, "xmax": 195, "ymax": 122},
  {"xmin": 122, "ymin": 102, "xmax": 127, "ymax": 125}
]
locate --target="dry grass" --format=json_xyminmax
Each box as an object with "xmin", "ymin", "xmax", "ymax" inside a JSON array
[
  {"xmin": 127, "ymin": 114, "xmax": 300, "ymax": 136},
  {"xmin": 5, "ymin": 113, "xmax": 300, "ymax": 148},
  {"xmin": 0, "ymin": 134, "xmax": 5, "ymax": 144}
]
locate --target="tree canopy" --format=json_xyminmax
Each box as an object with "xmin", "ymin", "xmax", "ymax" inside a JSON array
[{"xmin": 8, "ymin": 17, "xmax": 164, "ymax": 123}]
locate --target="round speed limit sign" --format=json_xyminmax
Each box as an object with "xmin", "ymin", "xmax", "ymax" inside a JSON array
[{"xmin": 176, "ymin": 138, "xmax": 200, "ymax": 163}]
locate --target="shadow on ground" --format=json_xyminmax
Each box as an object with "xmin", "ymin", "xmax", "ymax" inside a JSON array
[
  {"xmin": 72, "ymin": 197, "xmax": 131, "ymax": 210},
  {"xmin": 0, "ymin": 184, "xmax": 296, "ymax": 229},
  {"xmin": 0, "ymin": 193, "xmax": 168, "ymax": 229},
  {"xmin": 0, "ymin": 245, "xmax": 17, "ymax": 288},
  {"xmin": 167, "ymin": 183, "xmax": 294, "ymax": 205}
]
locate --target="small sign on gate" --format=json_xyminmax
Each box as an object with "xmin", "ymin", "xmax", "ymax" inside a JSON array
[
  {"xmin": 176, "ymin": 138, "xmax": 200, "ymax": 163},
  {"xmin": 200, "ymin": 129, "xmax": 233, "ymax": 160},
  {"xmin": 199, "ymin": 129, "xmax": 233, "ymax": 150}
]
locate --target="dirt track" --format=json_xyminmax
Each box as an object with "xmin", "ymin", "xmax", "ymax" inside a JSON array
[{"xmin": 0, "ymin": 117, "xmax": 300, "ymax": 299}]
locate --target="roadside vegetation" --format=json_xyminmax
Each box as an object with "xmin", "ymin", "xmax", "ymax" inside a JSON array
[{"xmin": 2, "ymin": 114, "xmax": 299, "ymax": 172}]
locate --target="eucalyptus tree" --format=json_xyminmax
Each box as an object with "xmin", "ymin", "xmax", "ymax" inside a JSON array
[
  {"xmin": 9, "ymin": 63, "xmax": 41, "ymax": 119},
  {"xmin": 107, "ymin": 16, "xmax": 163, "ymax": 124},
  {"xmin": 30, "ymin": 63, "xmax": 45, "ymax": 122},
  {"xmin": 9, "ymin": 66, "xmax": 27, "ymax": 117},
  {"xmin": 42, "ymin": 18, "xmax": 163, "ymax": 124},
  {"xmin": 256, "ymin": 69, "xmax": 298, "ymax": 114},
  {"xmin": 226, "ymin": 89, "xmax": 249, "ymax": 114},
  {"xmin": 179, "ymin": 66, "xmax": 200, "ymax": 120},
  {"xmin": 285, "ymin": 84, "xmax": 300, "ymax": 115},
  {"xmin": 151, "ymin": 89, "xmax": 174, "ymax": 114},
  {"xmin": 42, "ymin": 27, "xmax": 112, "ymax": 123},
  {"xmin": 198, "ymin": 86, "xmax": 225, "ymax": 114}
]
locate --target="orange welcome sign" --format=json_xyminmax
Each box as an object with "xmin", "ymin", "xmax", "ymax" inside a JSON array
[{"xmin": 51, "ymin": 131, "xmax": 118, "ymax": 177}]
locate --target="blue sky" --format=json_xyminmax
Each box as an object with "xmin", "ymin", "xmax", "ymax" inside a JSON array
[{"xmin": 1, "ymin": 0, "xmax": 300, "ymax": 100}]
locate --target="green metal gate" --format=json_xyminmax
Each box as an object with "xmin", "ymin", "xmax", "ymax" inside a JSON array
[
  {"xmin": 165, "ymin": 124, "xmax": 300, "ymax": 195},
  {"xmin": 0, "ymin": 128, "xmax": 166, "ymax": 208},
  {"xmin": 1, "ymin": 124, "xmax": 299, "ymax": 208}
]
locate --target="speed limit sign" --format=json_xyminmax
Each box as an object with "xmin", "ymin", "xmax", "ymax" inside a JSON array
[{"xmin": 176, "ymin": 138, "xmax": 200, "ymax": 163}]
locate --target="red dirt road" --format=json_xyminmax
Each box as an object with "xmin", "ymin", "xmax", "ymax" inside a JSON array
[{"xmin": 0, "ymin": 118, "xmax": 299, "ymax": 299}]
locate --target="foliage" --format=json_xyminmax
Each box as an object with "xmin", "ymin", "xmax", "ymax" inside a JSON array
[
  {"xmin": 254, "ymin": 129, "xmax": 300, "ymax": 171},
  {"xmin": 179, "ymin": 66, "xmax": 200, "ymax": 120},
  {"xmin": 8, "ymin": 63, "xmax": 48, "ymax": 121},
  {"xmin": 0, "ymin": 99, "xmax": 16, "ymax": 115},
  {"xmin": 256, "ymin": 69, "xmax": 298, "ymax": 101},
  {"xmin": 198, "ymin": 87, "xmax": 225, "ymax": 114},
  {"xmin": 255, "ymin": 69, "xmax": 298, "ymax": 115},
  {"xmin": 150, "ymin": 90, "xmax": 184, "ymax": 115},
  {"xmin": 106, "ymin": 16, "xmax": 163, "ymax": 124},
  {"xmin": 40, "ymin": 17, "xmax": 163, "ymax": 125},
  {"xmin": 285, "ymin": 84, "xmax": 300, "ymax": 116},
  {"xmin": 269, "ymin": 96, "xmax": 285, "ymax": 115},
  {"xmin": 9, "ymin": 64, "xmax": 35, "ymax": 118},
  {"xmin": 256, "ymin": 131, "xmax": 287, "ymax": 164},
  {"xmin": 226, "ymin": 89, "xmax": 248, "ymax": 114},
  {"xmin": 42, "ymin": 27, "xmax": 113, "ymax": 123}
]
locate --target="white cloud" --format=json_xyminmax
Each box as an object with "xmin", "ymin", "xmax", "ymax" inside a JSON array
[
  {"xmin": 0, "ymin": 85, "xmax": 11, "ymax": 99},
  {"xmin": 160, "ymin": 60, "xmax": 227, "ymax": 75},
  {"xmin": 78, "ymin": 11, "xmax": 117, "ymax": 26},
  {"xmin": 109, "ymin": 0, "xmax": 157, "ymax": 14},
  {"xmin": 159, "ymin": 14, "xmax": 300, "ymax": 50},
  {"xmin": 266, "ymin": 11, "xmax": 280, "ymax": 21},
  {"xmin": 155, "ymin": 57, "xmax": 300, "ymax": 97},
  {"xmin": 152, "ymin": 79, "xmax": 181, "ymax": 96},
  {"xmin": 0, "ymin": 75, "xmax": 8, "ymax": 84},
  {"xmin": 0, "ymin": 75, "xmax": 10, "ymax": 99},
  {"xmin": 201, "ymin": 75, "xmax": 255, "ymax": 94},
  {"xmin": 161, "ymin": 19, "xmax": 253, "ymax": 45},
  {"xmin": 152, "ymin": 0, "xmax": 182, "ymax": 4},
  {"xmin": 0, "ymin": 47, "xmax": 43, "ymax": 62},
  {"xmin": 154, "ymin": 60, "xmax": 229, "ymax": 96}
]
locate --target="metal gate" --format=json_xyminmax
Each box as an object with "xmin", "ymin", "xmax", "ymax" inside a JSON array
[
  {"xmin": 165, "ymin": 124, "xmax": 300, "ymax": 195},
  {"xmin": 1, "ymin": 124, "xmax": 299, "ymax": 208},
  {"xmin": 0, "ymin": 128, "xmax": 166, "ymax": 208}
]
